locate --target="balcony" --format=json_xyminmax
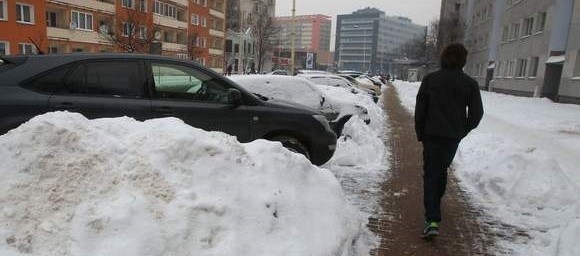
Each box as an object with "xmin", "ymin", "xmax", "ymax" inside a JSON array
[
  {"xmin": 209, "ymin": 48, "xmax": 223, "ymax": 55},
  {"xmin": 47, "ymin": 0, "xmax": 115, "ymax": 14},
  {"xmin": 154, "ymin": 15, "xmax": 187, "ymax": 30},
  {"xmin": 162, "ymin": 42, "xmax": 187, "ymax": 52},
  {"xmin": 209, "ymin": 9, "xmax": 225, "ymax": 20},
  {"xmin": 47, "ymin": 27, "xmax": 110, "ymax": 44},
  {"xmin": 170, "ymin": 0, "xmax": 188, "ymax": 7},
  {"xmin": 209, "ymin": 29, "xmax": 224, "ymax": 38}
]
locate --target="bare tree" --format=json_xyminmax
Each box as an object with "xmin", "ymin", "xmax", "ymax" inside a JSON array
[
  {"xmin": 102, "ymin": 9, "xmax": 157, "ymax": 53},
  {"xmin": 251, "ymin": 7, "xmax": 280, "ymax": 73}
]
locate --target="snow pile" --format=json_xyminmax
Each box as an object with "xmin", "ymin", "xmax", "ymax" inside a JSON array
[
  {"xmin": 315, "ymin": 84, "xmax": 386, "ymax": 168},
  {"xmin": 393, "ymin": 80, "xmax": 580, "ymax": 256},
  {"xmin": 0, "ymin": 112, "xmax": 368, "ymax": 256}
]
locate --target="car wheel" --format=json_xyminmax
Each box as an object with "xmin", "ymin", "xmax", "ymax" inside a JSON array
[{"xmin": 271, "ymin": 136, "xmax": 310, "ymax": 160}]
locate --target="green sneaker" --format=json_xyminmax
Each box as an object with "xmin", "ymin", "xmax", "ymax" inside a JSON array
[{"xmin": 422, "ymin": 221, "xmax": 439, "ymax": 240}]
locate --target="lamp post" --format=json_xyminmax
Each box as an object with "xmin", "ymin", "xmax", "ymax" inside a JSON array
[{"xmin": 291, "ymin": 0, "xmax": 296, "ymax": 74}]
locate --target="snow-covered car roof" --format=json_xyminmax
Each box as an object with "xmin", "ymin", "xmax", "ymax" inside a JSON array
[
  {"xmin": 297, "ymin": 74, "xmax": 355, "ymax": 89},
  {"xmin": 227, "ymin": 75, "xmax": 325, "ymax": 110},
  {"xmin": 297, "ymin": 70, "xmax": 331, "ymax": 75},
  {"xmin": 227, "ymin": 75, "xmax": 369, "ymax": 124}
]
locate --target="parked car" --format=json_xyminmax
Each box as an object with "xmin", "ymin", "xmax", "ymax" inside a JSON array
[
  {"xmin": 296, "ymin": 69, "xmax": 331, "ymax": 75},
  {"xmin": 337, "ymin": 70, "xmax": 363, "ymax": 78},
  {"xmin": 298, "ymin": 73, "xmax": 379, "ymax": 103},
  {"xmin": 0, "ymin": 54, "xmax": 338, "ymax": 165},
  {"xmin": 267, "ymin": 69, "xmax": 291, "ymax": 76},
  {"xmin": 336, "ymin": 74, "xmax": 382, "ymax": 102},
  {"xmin": 227, "ymin": 75, "xmax": 370, "ymax": 135}
]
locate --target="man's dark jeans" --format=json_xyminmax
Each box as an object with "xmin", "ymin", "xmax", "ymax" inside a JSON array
[{"xmin": 422, "ymin": 135, "xmax": 460, "ymax": 223}]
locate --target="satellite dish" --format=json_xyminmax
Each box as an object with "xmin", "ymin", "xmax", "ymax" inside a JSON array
[
  {"xmin": 99, "ymin": 24, "xmax": 109, "ymax": 35},
  {"xmin": 69, "ymin": 21, "xmax": 77, "ymax": 29},
  {"xmin": 154, "ymin": 31, "xmax": 161, "ymax": 40}
]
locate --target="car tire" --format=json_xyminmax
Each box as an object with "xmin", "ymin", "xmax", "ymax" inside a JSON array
[{"xmin": 271, "ymin": 136, "xmax": 310, "ymax": 160}]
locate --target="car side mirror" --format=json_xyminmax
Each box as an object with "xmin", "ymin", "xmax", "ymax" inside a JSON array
[{"xmin": 228, "ymin": 88, "xmax": 242, "ymax": 107}]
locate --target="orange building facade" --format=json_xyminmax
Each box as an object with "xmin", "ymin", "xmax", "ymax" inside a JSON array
[
  {"xmin": 0, "ymin": 0, "xmax": 47, "ymax": 55},
  {"xmin": 0, "ymin": 0, "xmax": 226, "ymax": 72}
]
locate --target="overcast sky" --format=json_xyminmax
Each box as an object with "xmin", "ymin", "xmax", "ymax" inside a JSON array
[{"xmin": 275, "ymin": 0, "xmax": 441, "ymax": 26}]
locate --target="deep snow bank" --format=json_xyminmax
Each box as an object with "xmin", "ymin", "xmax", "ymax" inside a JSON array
[
  {"xmin": 393, "ymin": 80, "xmax": 580, "ymax": 256},
  {"xmin": 0, "ymin": 112, "xmax": 367, "ymax": 256}
]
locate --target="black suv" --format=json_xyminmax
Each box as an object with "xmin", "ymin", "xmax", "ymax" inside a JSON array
[{"xmin": 0, "ymin": 54, "xmax": 337, "ymax": 165}]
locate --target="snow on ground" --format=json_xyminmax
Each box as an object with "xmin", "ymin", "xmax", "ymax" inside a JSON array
[
  {"xmin": 321, "ymin": 84, "xmax": 389, "ymax": 216},
  {"xmin": 0, "ymin": 112, "xmax": 369, "ymax": 256},
  {"xmin": 393, "ymin": 80, "xmax": 580, "ymax": 256},
  {"xmin": 228, "ymin": 75, "xmax": 389, "ymax": 220}
]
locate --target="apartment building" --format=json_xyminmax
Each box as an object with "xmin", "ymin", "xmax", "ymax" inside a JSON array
[
  {"xmin": 224, "ymin": 0, "xmax": 275, "ymax": 74},
  {"xmin": 464, "ymin": 0, "xmax": 504, "ymax": 88},
  {"xmin": 335, "ymin": 7, "xmax": 425, "ymax": 73},
  {"xmin": 0, "ymin": 0, "xmax": 47, "ymax": 55},
  {"xmin": 272, "ymin": 14, "xmax": 332, "ymax": 70},
  {"xmin": 445, "ymin": 0, "xmax": 579, "ymax": 103},
  {"xmin": 0, "ymin": 0, "xmax": 226, "ymax": 72}
]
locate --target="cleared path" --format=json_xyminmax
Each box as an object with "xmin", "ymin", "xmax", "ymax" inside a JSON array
[{"xmin": 368, "ymin": 84, "xmax": 501, "ymax": 255}]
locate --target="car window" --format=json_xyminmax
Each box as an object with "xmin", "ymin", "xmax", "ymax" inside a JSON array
[
  {"xmin": 151, "ymin": 62, "xmax": 229, "ymax": 103},
  {"xmin": 328, "ymin": 77, "xmax": 351, "ymax": 88},
  {"xmin": 23, "ymin": 66, "xmax": 71, "ymax": 93},
  {"xmin": 63, "ymin": 61, "xmax": 145, "ymax": 97}
]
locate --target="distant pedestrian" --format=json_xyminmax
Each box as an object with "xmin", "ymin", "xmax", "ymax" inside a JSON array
[
  {"xmin": 226, "ymin": 64, "xmax": 232, "ymax": 76},
  {"xmin": 414, "ymin": 43, "xmax": 484, "ymax": 240}
]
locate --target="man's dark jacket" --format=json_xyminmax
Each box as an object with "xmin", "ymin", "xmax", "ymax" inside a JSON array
[{"xmin": 415, "ymin": 69, "xmax": 484, "ymax": 141}]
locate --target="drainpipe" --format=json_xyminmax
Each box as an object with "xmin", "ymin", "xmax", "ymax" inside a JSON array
[{"xmin": 548, "ymin": 0, "xmax": 574, "ymax": 56}]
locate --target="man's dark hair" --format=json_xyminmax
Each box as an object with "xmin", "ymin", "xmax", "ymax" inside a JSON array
[{"xmin": 441, "ymin": 43, "xmax": 468, "ymax": 69}]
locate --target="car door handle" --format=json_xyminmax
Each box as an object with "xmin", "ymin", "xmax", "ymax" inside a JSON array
[
  {"xmin": 55, "ymin": 102, "xmax": 79, "ymax": 111},
  {"xmin": 154, "ymin": 107, "xmax": 174, "ymax": 116}
]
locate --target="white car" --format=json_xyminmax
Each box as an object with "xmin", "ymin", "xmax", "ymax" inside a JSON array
[
  {"xmin": 227, "ymin": 75, "xmax": 370, "ymax": 135},
  {"xmin": 297, "ymin": 73, "xmax": 379, "ymax": 102}
]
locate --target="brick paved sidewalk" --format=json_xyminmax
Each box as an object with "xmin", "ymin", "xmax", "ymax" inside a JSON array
[{"xmin": 368, "ymin": 84, "xmax": 499, "ymax": 256}]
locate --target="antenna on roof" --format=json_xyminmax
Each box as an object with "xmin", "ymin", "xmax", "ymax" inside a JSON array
[{"xmin": 28, "ymin": 37, "xmax": 45, "ymax": 55}]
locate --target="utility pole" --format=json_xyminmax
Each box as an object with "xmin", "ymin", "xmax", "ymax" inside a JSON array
[{"xmin": 291, "ymin": 0, "xmax": 296, "ymax": 74}]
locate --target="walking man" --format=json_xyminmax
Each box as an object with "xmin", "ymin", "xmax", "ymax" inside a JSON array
[{"xmin": 415, "ymin": 43, "xmax": 484, "ymax": 239}]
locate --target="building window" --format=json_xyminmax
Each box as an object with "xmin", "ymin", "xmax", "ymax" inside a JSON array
[
  {"xmin": 139, "ymin": 26, "xmax": 147, "ymax": 39},
  {"xmin": 0, "ymin": 0, "xmax": 7, "ymax": 20},
  {"xmin": 0, "ymin": 41, "xmax": 8, "ymax": 55},
  {"xmin": 510, "ymin": 22, "xmax": 520, "ymax": 40},
  {"xmin": 574, "ymin": 51, "xmax": 580, "ymax": 77},
  {"xmin": 153, "ymin": 1, "xmax": 177, "ymax": 19},
  {"xmin": 46, "ymin": 11, "xmax": 57, "ymax": 27},
  {"xmin": 529, "ymin": 57, "xmax": 539, "ymax": 77},
  {"xmin": 201, "ymin": 17, "xmax": 207, "ymax": 27},
  {"xmin": 48, "ymin": 46, "xmax": 58, "ymax": 53},
  {"xmin": 522, "ymin": 17, "xmax": 534, "ymax": 37},
  {"xmin": 71, "ymin": 11, "xmax": 93, "ymax": 30},
  {"xmin": 18, "ymin": 43, "xmax": 36, "ymax": 54},
  {"xmin": 122, "ymin": 22, "xmax": 135, "ymax": 36},
  {"xmin": 16, "ymin": 3, "xmax": 34, "ymax": 24},
  {"xmin": 501, "ymin": 26, "xmax": 509, "ymax": 42},
  {"xmin": 191, "ymin": 13, "xmax": 199, "ymax": 25},
  {"xmin": 535, "ymin": 12, "xmax": 546, "ymax": 32},
  {"xmin": 516, "ymin": 59, "xmax": 528, "ymax": 77},
  {"xmin": 122, "ymin": 0, "xmax": 134, "ymax": 9},
  {"xmin": 139, "ymin": 0, "xmax": 147, "ymax": 12},
  {"xmin": 507, "ymin": 60, "xmax": 516, "ymax": 77}
]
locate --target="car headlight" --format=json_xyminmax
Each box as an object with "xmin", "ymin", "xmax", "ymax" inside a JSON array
[{"xmin": 313, "ymin": 114, "xmax": 332, "ymax": 132}]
